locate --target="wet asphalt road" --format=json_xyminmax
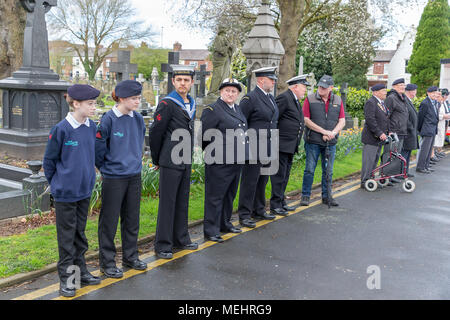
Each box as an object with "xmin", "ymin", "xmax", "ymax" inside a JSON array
[{"xmin": 73, "ymin": 157, "xmax": 450, "ymax": 300}]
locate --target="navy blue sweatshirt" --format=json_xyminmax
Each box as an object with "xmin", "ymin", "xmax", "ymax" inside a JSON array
[
  {"xmin": 95, "ymin": 107, "xmax": 146, "ymax": 178},
  {"xmin": 43, "ymin": 117, "xmax": 96, "ymax": 203}
]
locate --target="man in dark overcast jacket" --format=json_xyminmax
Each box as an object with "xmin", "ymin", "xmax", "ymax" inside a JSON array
[
  {"xmin": 385, "ymin": 78, "xmax": 409, "ymax": 153},
  {"xmin": 401, "ymin": 84, "xmax": 419, "ymax": 177}
]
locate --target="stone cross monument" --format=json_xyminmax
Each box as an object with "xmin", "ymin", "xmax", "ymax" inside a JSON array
[
  {"xmin": 109, "ymin": 51, "xmax": 138, "ymax": 82},
  {"xmin": 242, "ymin": 0, "xmax": 285, "ymax": 92},
  {"xmin": 0, "ymin": 0, "xmax": 71, "ymax": 160}
]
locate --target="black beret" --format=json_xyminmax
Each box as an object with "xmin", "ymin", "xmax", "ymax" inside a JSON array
[
  {"xmin": 392, "ymin": 78, "xmax": 405, "ymax": 86},
  {"xmin": 67, "ymin": 84, "xmax": 100, "ymax": 101},
  {"xmin": 371, "ymin": 83, "xmax": 386, "ymax": 92},
  {"xmin": 440, "ymin": 88, "xmax": 449, "ymax": 96},
  {"xmin": 427, "ymin": 86, "xmax": 438, "ymax": 93},
  {"xmin": 115, "ymin": 80, "xmax": 143, "ymax": 98},
  {"xmin": 405, "ymin": 84, "xmax": 418, "ymax": 91}
]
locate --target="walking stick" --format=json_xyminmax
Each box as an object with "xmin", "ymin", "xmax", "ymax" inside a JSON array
[{"xmin": 325, "ymin": 141, "xmax": 332, "ymax": 209}]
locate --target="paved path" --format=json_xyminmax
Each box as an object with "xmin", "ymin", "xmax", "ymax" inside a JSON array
[{"xmin": 4, "ymin": 155, "xmax": 450, "ymax": 300}]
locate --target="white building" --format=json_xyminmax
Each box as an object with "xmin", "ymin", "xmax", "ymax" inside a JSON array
[
  {"xmin": 386, "ymin": 28, "xmax": 417, "ymax": 88},
  {"xmin": 440, "ymin": 58, "xmax": 450, "ymax": 89}
]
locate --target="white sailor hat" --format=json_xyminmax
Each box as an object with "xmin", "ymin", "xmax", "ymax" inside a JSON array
[
  {"xmin": 286, "ymin": 74, "xmax": 310, "ymax": 86},
  {"xmin": 171, "ymin": 64, "xmax": 195, "ymax": 78},
  {"xmin": 253, "ymin": 67, "xmax": 278, "ymax": 80},
  {"xmin": 219, "ymin": 78, "xmax": 242, "ymax": 92}
]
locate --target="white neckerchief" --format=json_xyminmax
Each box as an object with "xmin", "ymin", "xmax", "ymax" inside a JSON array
[
  {"xmin": 66, "ymin": 112, "xmax": 90, "ymax": 129},
  {"xmin": 113, "ymin": 105, "xmax": 134, "ymax": 118}
]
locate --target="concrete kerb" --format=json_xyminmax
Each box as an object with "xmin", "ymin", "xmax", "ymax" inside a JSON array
[{"xmin": 0, "ymin": 171, "xmax": 361, "ymax": 290}]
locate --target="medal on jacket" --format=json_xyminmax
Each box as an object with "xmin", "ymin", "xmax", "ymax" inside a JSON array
[{"xmin": 378, "ymin": 102, "xmax": 387, "ymax": 115}]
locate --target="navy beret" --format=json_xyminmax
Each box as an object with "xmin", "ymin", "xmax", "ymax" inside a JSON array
[
  {"xmin": 405, "ymin": 84, "xmax": 418, "ymax": 91},
  {"xmin": 427, "ymin": 86, "xmax": 438, "ymax": 92},
  {"xmin": 115, "ymin": 80, "xmax": 142, "ymax": 98},
  {"xmin": 392, "ymin": 78, "xmax": 405, "ymax": 86},
  {"xmin": 67, "ymin": 84, "xmax": 100, "ymax": 101},
  {"xmin": 371, "ymin": 83, "xmax": 386, "ymax": 92},
  {"xmin": 441, "ymin": 88, "xmax": 449, "ymax": 96}
]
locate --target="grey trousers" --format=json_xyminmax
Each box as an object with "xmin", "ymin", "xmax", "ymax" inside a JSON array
[
  {"xmin": 417, "ymin": 136, "xmax": 435, "ymax": 170},
  {"xmin": 361, "ymin": 144, "xmax": 383, "ymax": 183}
]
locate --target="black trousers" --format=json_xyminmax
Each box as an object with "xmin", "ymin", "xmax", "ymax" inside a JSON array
[
  {"xmin": 55, "ymin": 198, "xmax": 90, "ymax": 283},
  {"xmin": 270, "ymin": 152, "xmax": 294, "ymax": 209},
  {"xmin": 154, "ymin": 166, "xmax": 192, "ymax": 253},
  {"xmin": 98, "ymin": 174, "xmax": 141, "ymax": 268},
  {"xmin": 237, "ymin": 162, "xmax": 269, "ymax": 220},
  {"xmin": 204, "ymin": 164, "xmax": 242, "ymax": 237}
]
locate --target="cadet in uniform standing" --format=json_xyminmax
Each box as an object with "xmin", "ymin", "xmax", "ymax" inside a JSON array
[
  {"xmin": 44, "ymin": 84, "xmax": 101, "ymax": 297},
  {"xmin": 270, "ymin": 75, "xmax": 309, "ymax": 215},
  {"xmin": 95, "ymin": 80, "xmax": 148, "ymax": 278},
  {"xmin": 149, "ymin": 65, "xmax": 199, "ymax": 259},
  {"xmin": 201, "ymin": 78, "xmax": 247, "ymax": 242},
  {"xmin": 237, "ymin": 67, "xmax": 279, "ymax": 228}
]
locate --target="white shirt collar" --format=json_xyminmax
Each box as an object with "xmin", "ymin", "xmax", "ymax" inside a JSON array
[
  {"xmin": 66, "ymin": 112, "xmax": 90, "ymax": 129},
  {"xmin": 113, "ymin": 105, "xmax": 134, "ymax": 118},
  {"xmin": 257, "ymin": 85, "xmax": 269, "ymax": 96},
  {"xmin": 220, "ymin": 97, "xmax": 235, "ymax": 109},
  {"xmin": 373, "ymin": 95, "xmax": 383, "ymax": 104}
]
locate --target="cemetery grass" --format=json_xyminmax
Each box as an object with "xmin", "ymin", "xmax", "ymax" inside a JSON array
[{"xmin": 0, "ymin": 151, "xmax": 362, "ymax": 279}]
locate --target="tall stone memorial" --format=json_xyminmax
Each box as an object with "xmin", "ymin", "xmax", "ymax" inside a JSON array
[
  {"xmin": 0, "ymin": 0, "xmax": 71, "ymax": 160},
  {"xmin": 242, "ymin": 0, "xmax": 285, "ymax": 94}
]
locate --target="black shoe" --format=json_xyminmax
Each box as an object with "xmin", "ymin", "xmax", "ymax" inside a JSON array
[
  {"xmin": 390, "ymin": 177, "xmax": 401, "ymax": 183},
  {"xmin": 407, "ymin": 173, "xmax": 415, "ymax": 178},
  {"xmin": 123, "ymin": 259, "xmax": 147, "ymax": 271},
  {"xmin": 221, "ymin": 226, "xmax": 242, "ymax": 233},
  {"xmin": 205, "ymin": 235, "xmax": 224, "ymax": 243},
  {"xmin": 427, "ymin": 168, "xmax": 435, "ymax": 172},
  {"xmin": 300, "ymin": 195, "xmax": 310, "ymax": 206},
  {"xmin": 156, "ymin": 251, "xmax": 173, "ymax": 259},
  {"xmin": 430, "ymin": 157, "xmax": 439, "ymax": 162},
  {"xmin": 270, "ymin": 208, "xmax": 289, "ymax": 216},
  {"xmin": 80, "ymin": 272, "xmax": 101, "ymax": 286},
  {"xmin": 59, "ymin": 282, "xmax": 76, "ymax": 297},
  {"xmin": 100, "ymin": 266, "xmax": 123, "ymax": 279},
  {"xmin": 322, "ymin": 197, "xmax": 339, "ymax": 207},
  {"xmin": 282, "ymin": 205, "xmax": 296, "ymax": 212},
  {"xmin": 252, "ymin": 212, "xmax": 276, "ymax": 220},
  {"xmin": 240, "ymin": 219, "xmax": 256, "ymax": 228},
  {"xmin": 416, "ymin": 168, "xmax": 431, "ymax": 174},
  {"xmin": 174, "ymin": 242, "xmax": 199, "ymax": 250}
]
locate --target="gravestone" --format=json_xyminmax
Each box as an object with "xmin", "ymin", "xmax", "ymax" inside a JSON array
[
  {"xmin": 160, "ymin": 51, "xmax": 180, "ymax": 95},
  {"xmin": 0, "ymin": 0, "xmax": 70, "ymax": 160},
  {"xmin": 109, "ymin": 51, "xmax": 138, "ymax": 82},
  {"xmin": 196, "ymin": 64, "xmax": 210, "ymax": 98}
]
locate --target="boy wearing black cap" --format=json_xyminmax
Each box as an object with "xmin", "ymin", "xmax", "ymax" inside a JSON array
[
  {"xmin": 95, "ymin": 80, "xmax": 147, "ymax": 277},
  {"xmin": 43, "ymin": 84, "xmax": 101, "ymax": 297},
  {"xmin": 149, "ymin": 65, "xmax": 198, "ymax": 259}
]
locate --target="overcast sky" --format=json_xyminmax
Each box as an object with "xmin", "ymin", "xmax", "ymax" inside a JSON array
[{"xmin": 49, "ymin": 0, "xmax": 430, "ymax": 50}]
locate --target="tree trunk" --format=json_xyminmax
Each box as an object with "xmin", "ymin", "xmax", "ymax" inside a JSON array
[
  {"xmin": 0, "ymin": 0, "xmax": 26, "ymax": 79},
  {"xmin": 277, "ymin": 0, "xmax": 304, "ymax": 93}
]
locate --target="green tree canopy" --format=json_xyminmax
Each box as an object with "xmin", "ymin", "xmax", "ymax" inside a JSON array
[
  {"xmin": 130, "ymin": 45, "xmax": 170, "ymax": 80},
  {"xmin": 408, "ymin": 0, "xmax": 450, "ymax": 95}
]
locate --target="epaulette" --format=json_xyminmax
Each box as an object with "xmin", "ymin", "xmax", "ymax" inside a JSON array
[
  {"xmin": 204, "ymin": 105, "xmax": 214, "ymax": 111},
  {"xmin": 242, "ymin": 96, "xmax": 250, "ymax": 100}
]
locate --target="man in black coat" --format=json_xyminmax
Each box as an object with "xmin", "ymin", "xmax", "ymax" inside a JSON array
[
  {"xmin": 269, "ymin": 75, "xmax": 309, "ymax": 215},
  {"xmin": 361, "ymin": 84, "xmax": 389, "ymax": 188},
  {"xmin": 148, "ymin": 65, "xmax": 199, "ymax": 259},
  {"xmin": 416, "ymin": 86, "xmax": 440, "ymax": 173},
  {"xmin": 237, "ymin": 67, "xmax": 279, "ymax": 228},
  {"xmin": 201, "ymin": 78, "xmax": 248, "ymax": 242},
  {"xmin": 384, "ymin": 78, "xmax": 409, "ymax": 183},
  {"xmin": 401, "ymin": 84, "xmax": 419, "ymax": 177}
]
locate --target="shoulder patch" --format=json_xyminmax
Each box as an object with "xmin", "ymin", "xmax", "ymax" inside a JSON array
[
  {"xmin": 205, "ymin": 106, "xmax": 214, "ymax": 111},
  {"xmin": 242, "ymin": 96, "xmax": 250, "ymax": 100}
]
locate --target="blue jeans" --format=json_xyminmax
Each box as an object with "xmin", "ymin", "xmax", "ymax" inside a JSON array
[{"xmin": 301, "ymin": 142, "xmax": 336, "ymax": 198}]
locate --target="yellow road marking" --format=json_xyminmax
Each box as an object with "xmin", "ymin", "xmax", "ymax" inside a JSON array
[{"xmin": 13, "ymin": 182, "xmax": 361, "ymax": 300}]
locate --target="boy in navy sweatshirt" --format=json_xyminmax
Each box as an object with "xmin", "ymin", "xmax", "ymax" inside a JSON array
[
  {"xmin": 95, "ymin": 80, "xmax": 147, "ymax": 278},
  {"xmin": 43, "ymin": 84, "xmax": 101, "ymax": 297}
]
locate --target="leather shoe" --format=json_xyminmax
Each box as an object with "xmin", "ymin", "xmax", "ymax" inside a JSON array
[
  {"xmin": 174, "ymin": 242, "xmax": 199, "ymax": 250},
  {"xmin": 100, "ymin": 266, "xmax": 123, "ymax": 278},
  {"xmin": 123, "ymin": 259, "xmax": 147, "ymax": 271},
  {"xmin": 430, "ymin": 157, "xmax": 439, "ymax": 162},
  {"xmin": 300, "ymin": 195, "xmax": 310, "ymax": 206},
  {"xmin": 426, "ymin": 168, "xmax": 435, "ymax": 172},
  {"xmin": 156, "ymin": 251, "xmax": 173, "ymax": 259},
  {"xmin": 283, "ymin": 205, "xmax": 296, "ymax": 212},
  {"xmin": 322, "ymin": 197, "xmax": 339, "ymax": 207},
  {"xmin": 240, "ymin": 219, "xmax": 256, "ymax": 228},
  {"xmin": 80, "ymin": 272, "xmax": 101, "ymax": 286},
  {"xmin": 390, "ymin": 177, "xmax": 401, "ymax": 183},
  {"xmin": 416, "ymin": 168, "xmax": 430, "ymax": 174},
  {"xmin": 270, "ymin": 208, "xmax": 288, "ymax": 216},
  {"xmin": 205, "ymin": 235, "xmax": 224, "ymax": 243},
  {"xmin": 407, "ymin": 173, "xmax": 415, "ymax": 178},
  {"xmin": 222, "ymin": 226, "xmax": 242, "ymax": 233},
  {"xmin": 59, "ymin": 282, "xmax": 76, "ymax": 297},
  {"xmin": 252, "ymin": 212, "xmax": 276, "ymax": 220}
]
